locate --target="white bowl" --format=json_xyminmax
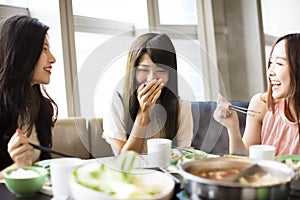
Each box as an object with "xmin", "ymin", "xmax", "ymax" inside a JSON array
[{"xmin": 69, "ymin": 161, "xmax": 175, "ymax": 200}]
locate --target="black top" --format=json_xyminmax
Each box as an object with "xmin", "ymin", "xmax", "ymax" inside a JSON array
[{"xmin": 0, "ymin": 111, "xmax": 51, "ymax": 171}]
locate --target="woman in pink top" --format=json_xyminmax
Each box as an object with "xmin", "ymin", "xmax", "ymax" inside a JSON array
[{"xmin": 213, "ymin": 33, "xmax": 300, "ymax": 156}]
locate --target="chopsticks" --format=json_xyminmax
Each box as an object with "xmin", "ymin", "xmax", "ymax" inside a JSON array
[
  {"xmin": 29, "ymin": 142, "xmax": 75, "ymax": 158},
  {"xmin": 172, "ymin": 146, "xmax": 194, "ymax": 154},
  {"xmin": 229, "ymin": 105, "xmax": 260, "ymax": 117},
  {"xmin": 3, "ymin": 134, "xmax": 75, "ymax": 158}
]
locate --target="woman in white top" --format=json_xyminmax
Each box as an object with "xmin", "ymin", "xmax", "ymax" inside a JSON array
[{"xmin": 103, "ymin": 33, "xmax": 193, "ymax": 155}]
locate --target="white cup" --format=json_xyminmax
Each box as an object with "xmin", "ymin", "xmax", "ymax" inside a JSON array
[
  {"xmin": 50, "ymin": 158, "xmax": 82, "ymax": 199},
  {"xmin": 249, "ymin": 145, "xmax": 276, "ymax": 160},
  {"xmin": 147, "ymin": 138, "xmax": 172, "ymax": 168}
]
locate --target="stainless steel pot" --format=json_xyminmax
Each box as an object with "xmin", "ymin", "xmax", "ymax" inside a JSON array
[{"xmin": 179, "ymin": 157, "xmax": 294, "ymax": 200}]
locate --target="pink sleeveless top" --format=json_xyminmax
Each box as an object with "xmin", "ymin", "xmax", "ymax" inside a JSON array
[{"xmin": 261, "ymin": 99, "xmax": 300, "ymax": 155}]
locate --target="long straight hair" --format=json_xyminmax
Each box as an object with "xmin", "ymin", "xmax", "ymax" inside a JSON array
[
  {"xmin": 123, "ymin": 33, "xmax": 179, "ymax": 139},
  {"xmin": 0, "ymin": 15, "xmax": 58, "ymax": 159},
  {"xmin": 266, "ymin": 33, "xmax": 300, "ymax": 135}
]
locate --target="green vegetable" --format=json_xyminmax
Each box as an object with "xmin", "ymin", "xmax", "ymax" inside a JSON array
[
  {"xmin": 120, "ymin": 152, "xmax": 136, "ymax": 183},
  {"xmin": 73, "ymin": 160, "xmax": 160, "ymax": 198}
]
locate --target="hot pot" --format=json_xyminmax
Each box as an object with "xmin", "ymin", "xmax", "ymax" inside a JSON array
[{"xmin": 179, "ymin": 157, "xmax": 294, "ymax": 200}]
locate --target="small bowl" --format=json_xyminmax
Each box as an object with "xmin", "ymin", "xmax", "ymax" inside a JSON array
[{"xmin": 4, "ymin": 166, "xmax": 47, "ymax": 197}]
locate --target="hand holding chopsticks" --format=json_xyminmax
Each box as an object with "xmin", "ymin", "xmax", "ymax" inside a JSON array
[
  {"xmin": 12, "ymin": 129, "xmax": 76, "ymax": 158},
  {"xmin": 214, "ymin": 93, "xmax": 261, "ymax": 124},
  {"xmin": 229, "ymin": 105, "xmax": 260, "ymax": 117}
]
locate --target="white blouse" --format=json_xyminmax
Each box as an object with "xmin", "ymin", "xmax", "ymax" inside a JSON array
[{"xmin": 102, "ymin": 91, "xmax": 193, "ymax": 153}]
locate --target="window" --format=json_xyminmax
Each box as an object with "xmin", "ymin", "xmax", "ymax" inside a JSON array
[
  {"xmin": 72, "ymin": 0, "xmax": 148, "ymax": 28},
  {"xmin": 71, "ymin": 0, "xmax": 145, "ymax": 118},
  {"xmin": 0, "ymin": 3, "xmax": 28, "ymax": 21},
  {"xmin": 74, "ymin": 32, "xmax": 129, "ymax": 118},
  {"xmin": 1, "ymin": 0, "xmax": 217, "ymax": 119},
  {"xmin": 261, "ymin": 0, "xmax": 300, "ymax": 65},
  {"xmin": 0, "ymin": 0, "xmax": 27, "ymax": 7},
  {"xmin": 2, "ymin": 0, "xmax": 218, "ymax": 119},
  {"xmin": 0, "ymin": 2, "xmax": 68, "ymax": 118},
  {"xmin": 158, "ymin": 0, "xmax": 198, "ymax": 25},
  {"xmin": 70, "ymin": 0, "xmax": 215, "ymax": 118}
]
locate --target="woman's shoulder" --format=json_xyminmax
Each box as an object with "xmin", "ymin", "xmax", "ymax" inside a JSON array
[
  {"xmin": 249, "ymin": 92, "xmax": 268, "ymax": 105},
  {"xmin": 250, "ymin": 92, "xmax": 283, "ymax": 108},
  {"xmin": 178, "ymin": 98, "xmax": 191, "ymax": 107},
  {"xmin": 250, "ymin": 92, "xmax": 265, "ymax": 101},
  {"xmin": 248, "ymin": 92, "xmax": 267, "ymax": 118},
  {"xmin": 105, "ymin": 90, "xmax": 123, "ymax": 103}
]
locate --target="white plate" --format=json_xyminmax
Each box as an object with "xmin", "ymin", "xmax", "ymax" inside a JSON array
[
  {"xmin": 95, "ymin": 154, "xmax": 154, "ymax": 169},
  {"xmin": 34, "ymin": 158, "xmax": 84, "ymax": 169},
  {"xmin": 34, "ymin": 159, "xmax": 51, "ymax": 169},
  {"xmin": 70, "ymin": 161, "xmax": 175, "ymax": 200}
]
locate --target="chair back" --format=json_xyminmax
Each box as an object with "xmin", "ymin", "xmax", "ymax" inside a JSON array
[
  {"xmin": 88, "ymin": 118, "xmax": 113, "ymax": 158},
  {"xmin": 191, "ymin": 101, "xmax": 249, "ymax": 154},
  {"xmin": 52, "ymin": 117, "xmax": 90, "ymax": 159}
]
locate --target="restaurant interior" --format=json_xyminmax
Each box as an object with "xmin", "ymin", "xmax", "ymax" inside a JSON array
[{"xmin": 1, "ymin": 0, "xmax": 300, "ymax": 199}]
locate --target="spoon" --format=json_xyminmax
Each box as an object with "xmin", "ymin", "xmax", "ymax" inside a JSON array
[{"xmin": 224, "ymin": 164, "xmax": 267, "ymax": 182}]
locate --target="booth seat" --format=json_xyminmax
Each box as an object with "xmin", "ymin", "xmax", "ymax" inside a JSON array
[
  {"xmin": 51, "ymin": 117, "xmax": 112, "ymax": 159},
  {"xmin": 51, "ymin": 101, "xmax": 249, "ymax": 158},
  {"xmin": 51, "ymin": 117, "xmax": 91, "ymax": 159},
  {"xmin": 191, "ymin": 101, "xmax": 249, "ymax": 155},
  {"xmin": 88, "ymin": 118, "xmax": 113, "ymax": 158}
]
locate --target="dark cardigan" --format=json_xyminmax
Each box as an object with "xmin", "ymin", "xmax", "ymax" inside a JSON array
[{"xmin": 0, "ymin": 111, "xmax": 52, "ymax": 171}]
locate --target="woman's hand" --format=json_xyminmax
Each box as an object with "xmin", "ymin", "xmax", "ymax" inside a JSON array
[
  {"xmin": 213, "ymin": 94, "xmax": 239, "ymax": 130},
  {"xmin": 7, "ymin": 129, "xmax": 34, "ymax": 167},
  {"xmin": 136, "ymin": 79, "xmax": 164, "ymax": 113}
]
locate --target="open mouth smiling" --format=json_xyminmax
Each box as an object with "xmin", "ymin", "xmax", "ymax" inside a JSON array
[{"xmin": 43, "ymin": 66, "xmax": 52, "ymax": 74}]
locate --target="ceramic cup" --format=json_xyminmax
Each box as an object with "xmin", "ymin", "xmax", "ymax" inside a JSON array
[
  {"xmin": 147, "ymin": 138, "xmax": 172, "ymax": 168},
  {"xmin": 50, "ymin": 158, "xmax": 82, "ymax": 199},
  {"xmin": 249, "ymin": 144, "xmax": 276, "ymax": 160}
]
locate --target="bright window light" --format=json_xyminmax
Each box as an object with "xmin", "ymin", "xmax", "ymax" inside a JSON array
[
  {"xmin": 72, "ymin": 0, "xmax": 148, "ymax": 28},
  {"xmin": 0, "ymin": 0, "xmax": 27, "ymax": 7},
  {"xmin": 158, "ymin": 0, "xmax": 198, "ymax": 25}
]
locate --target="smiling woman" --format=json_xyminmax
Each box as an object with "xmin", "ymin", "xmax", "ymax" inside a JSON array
[
  {"xmin": 135, "ymin": 54, "xmax": 169, "ymax": 86},
  {"xmin": 102, "ymin": 33, "xmax": 193, "ymax": 156},
  {"xmin": 213, "ymin": 33, "xmax": 300, "ymax": 156},
  {"xmin": 0, "ymin": 15, "xmax": 58, "ymax": 179},
  {"xmin": 31, "ymin": 38, "xmax": 56, "ymax": 86}
]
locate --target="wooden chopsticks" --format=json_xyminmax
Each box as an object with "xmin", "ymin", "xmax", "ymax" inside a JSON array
[{"xmin": 229, "ymin": 105, "xmax": 260, "ymax": 117}]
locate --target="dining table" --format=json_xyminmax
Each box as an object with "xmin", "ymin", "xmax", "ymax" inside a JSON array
[
  {"xmin": 1, "ymin": 181, "xmax": 300, "ymax": 200},
  {"xmin": 2, "ymin": 153, "xmax": 300, "ymax": 200},
  {"xmin": 0, "ymin": 180, "xmax": 181, "ymax": 200},
  {"xmin": 0, "ymin": 183, "xmax": 50, "ymax": 200}
]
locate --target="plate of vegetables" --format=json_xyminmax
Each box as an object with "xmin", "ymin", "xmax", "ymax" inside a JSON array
[
  {"xmin": 275, "ymin": 155, "xmax": 300, "ymax": 172},
  {"xmin": 69, "ymin": 160, "xmax": 175, "ymax": 200},
  {"xmin": 170, "ymin": 148, "xmax": 219, "ymax": 165}
]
